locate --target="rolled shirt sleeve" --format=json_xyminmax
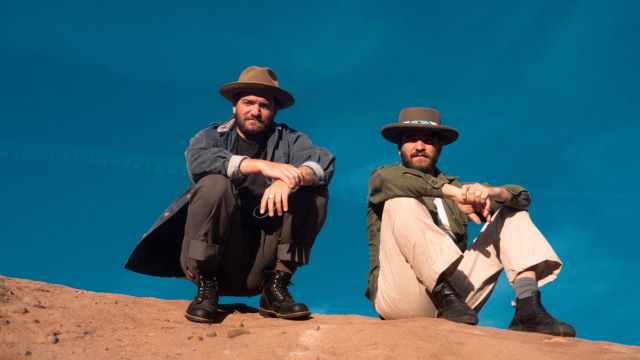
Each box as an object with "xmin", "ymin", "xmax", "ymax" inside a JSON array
[{"xmin": 287, "ymin": 128, "xmax": 335, "ymax": 186}]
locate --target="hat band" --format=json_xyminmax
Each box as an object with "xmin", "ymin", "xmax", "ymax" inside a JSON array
[{"xmin": 402, "ymin": 120, "xmax": 440, "ymax": 125}]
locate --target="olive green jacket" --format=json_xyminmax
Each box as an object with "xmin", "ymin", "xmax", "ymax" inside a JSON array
[{"xmin": 365, "ymin": 164, "xmax": 531, "ymax": 304}]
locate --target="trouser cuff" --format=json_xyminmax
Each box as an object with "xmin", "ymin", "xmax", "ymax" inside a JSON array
[
  {"xmin": 188, "ymin": 239, "xmax": 223, "ymax": 263},
  {"xmin": 277, "ymin": 243, "xmax": 310, "ymax": 265}
]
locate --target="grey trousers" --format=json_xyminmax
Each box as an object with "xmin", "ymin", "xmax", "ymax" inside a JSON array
[{"xmin": 180, "ymin": 174, "xmax": 328, "ymax": 296}]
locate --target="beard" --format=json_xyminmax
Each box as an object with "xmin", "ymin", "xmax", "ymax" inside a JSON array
[
  {"xmin": 401, "ymin": 150, "xmax": 439, "ymax": 174},
  {"xmin": 234, "ymin": 112, "xmax": 274, "ymax": 140}
]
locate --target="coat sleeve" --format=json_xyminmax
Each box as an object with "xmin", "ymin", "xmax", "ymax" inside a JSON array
[
  {"xmin": 287, "ymin": 129, "xmax": 336, "ymax": 186},
  {"xmin": 185, "ymin": 127, "xmax": 244, "ymax": 183},
  {"xmin": 368, "ymin": 165, "xmax": 447, "ymax": 205}
]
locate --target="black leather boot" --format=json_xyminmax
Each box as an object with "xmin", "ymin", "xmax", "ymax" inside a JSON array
[
  {"xmin": 432, "ymin": 277, "xmax": 478, "ymax": 325},
  {"xmin": 185, "ymin": 274, "xmax": 220, "ymax": 323},
  {"xmin": 259, "ymin": 270, "xmax": 310, "ymax": 320},
  {"xmin": 508, "ymin": 291, "xmax": 576, "ymax": 337}
]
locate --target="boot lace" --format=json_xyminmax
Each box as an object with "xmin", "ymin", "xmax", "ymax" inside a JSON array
[
  {"xmin": 272, "ymin": 272, "xmax": 293, "ymax": 300},
  {"xmin": 197, "ymin": 276, "xmax": 219, "ymax": 302}
]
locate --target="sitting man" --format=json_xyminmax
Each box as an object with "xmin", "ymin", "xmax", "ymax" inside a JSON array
[
  {"xmin": 126, "ymin": 66, "xmax": 335, "ymax": 323},
  {"xmin": 365, "ymin": 107, "xmax": 575, "ymax": 337}
]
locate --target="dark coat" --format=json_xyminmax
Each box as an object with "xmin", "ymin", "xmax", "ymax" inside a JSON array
[{"xmin": 125, "ymin": 119, "xmax": 336, "ymax": 277}]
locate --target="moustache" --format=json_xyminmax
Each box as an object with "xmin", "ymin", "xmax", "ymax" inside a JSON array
[{"xmin": 410, "ymin": 152, "xmax": 431, "ymax": 158}]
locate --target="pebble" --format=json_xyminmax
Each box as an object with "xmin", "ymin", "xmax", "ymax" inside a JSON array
[
  {"xmin": 48, "ymin": 335, "xmax": 59, "ymax": 344},
  {"xmin": 314, "ymin": 325, "xmax": 320, "ymax": 331},
  {"xmin": 188, "ymin": 335, "xmax": 204, "ymax": 341},
  {"xmin": 206, "ymin": 331, "xmax": 217, "ymax": 337},
  {"xmin": 22, "ymin": 296, "xmax": 42, "ymax": 307},
  {"xmin": 25, "ymin": 350, "xmax": 32, "ymax": 356},
  {"xmin": 227, "ymin": 328, "xmax": 250, "ymax": 338},
  {"xmin": 33, "ymin": 319, "xmax": 40, "ymax": 324},
  {"xmin": 12, "ymin": 307, "xmax": 29, "ymax": 314}
]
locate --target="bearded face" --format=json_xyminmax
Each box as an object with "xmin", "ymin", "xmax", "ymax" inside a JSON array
[
  {"xmin": 399, "ymin": 131, "xmax": 442, "ymax": 174},
  {"xmin": 233, "ymin": 93, "xmax": 277, "ymax": 139}
]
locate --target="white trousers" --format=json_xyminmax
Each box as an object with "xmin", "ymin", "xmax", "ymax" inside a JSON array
[{"xmin": 374, "ymin": 197, "xmax": 562, "ymax": 320}]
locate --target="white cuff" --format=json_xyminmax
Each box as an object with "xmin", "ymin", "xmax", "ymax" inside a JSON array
[{"xmin": 227, "ymin": 155, "xmax": 248, "ymax": 179}]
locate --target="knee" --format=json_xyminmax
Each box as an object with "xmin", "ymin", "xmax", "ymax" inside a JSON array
[
  {"xmin": 385, "ymin": 197, "xmax": 433, "ymax": 220},
  {"xmin": 292, "ymin": 185, "xmax": 328, "ymax": 212},
  {"xmin": 190, "ymin": 174, "xmax": 234, "ymax": 204}
]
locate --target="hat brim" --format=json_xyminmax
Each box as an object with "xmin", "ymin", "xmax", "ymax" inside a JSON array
[
  {"xmin": 219, "ymin": 82, "xmax": 295, "ymax": 109},
  {"xmin": 381, "ymin": 123, "xmax": 459, "ymax": 145}
]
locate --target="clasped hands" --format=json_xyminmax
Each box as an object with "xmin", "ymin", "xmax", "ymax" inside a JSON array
[{"xmin": 443, "ymin": 183, "xmax": 511, "ymax": 224}]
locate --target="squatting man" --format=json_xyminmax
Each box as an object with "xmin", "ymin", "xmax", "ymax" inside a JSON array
[
  {"xmin": 126, "ymin": 66, "xmax": 335, "ymax": 322},
  {"xmin": 365, "ymin": 107, "xmax": 575, "ymax": 336}
]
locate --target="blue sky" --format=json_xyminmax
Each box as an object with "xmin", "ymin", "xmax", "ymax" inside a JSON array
[{"xmin": 1, "ymin": 0, "xmax": 639, "ymax": 346}]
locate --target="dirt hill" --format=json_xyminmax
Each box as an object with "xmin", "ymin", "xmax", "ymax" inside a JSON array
[{"xmin": 0, "ymin": 276, "xmax": 637, "ymax": 360}]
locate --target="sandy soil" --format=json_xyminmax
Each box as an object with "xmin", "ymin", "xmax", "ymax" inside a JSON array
[{"xmin": 1, "ymin": 276, "xmax": 638, "ymax": 360}]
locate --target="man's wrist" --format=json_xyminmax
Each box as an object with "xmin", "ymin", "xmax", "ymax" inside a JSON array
[{"xmin": 298, "ymin": 165, "xmax": 317, "ymax": 186}]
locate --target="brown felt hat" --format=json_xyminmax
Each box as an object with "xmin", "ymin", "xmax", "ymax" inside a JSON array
[
  {"xmin": 219, "ymin": 66, "xmax": 295, "ymax": 109},
  {"xmin": 381, "ymin": 107, "xmax": 459, "ymax": 145}
]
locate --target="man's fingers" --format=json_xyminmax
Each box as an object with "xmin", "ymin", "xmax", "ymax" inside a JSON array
[
  {"xmin": 260, "ymin": 192, "xmax": 270, "ymax": 214},
  {"xmin": 461, "ymin": 185, "xmax": 468, "ymax": 202},
  {"xmin": 282, "ymin": 192, "xmax": 289, "ymax": 212},
  {"xmin": 483, "ymin": 199, "xmax": 492, "ymax": 223},
  {"xmin": 268, "ymin": 194, "xmax": 275, "ymax": 216},
  {"xmin": 276, "ymin": 192, "xmax": 283, "ymax": 216}
]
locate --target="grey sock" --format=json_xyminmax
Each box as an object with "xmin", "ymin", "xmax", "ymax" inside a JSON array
[{"xmin": 513, "ymin": 277, "xmax": 538, "ymax": 299}]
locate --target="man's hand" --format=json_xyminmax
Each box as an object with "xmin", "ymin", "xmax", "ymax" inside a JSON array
[
  {"xmin": 240, "ymin": 159, "xmax": 304, "ymax": 189},
  {"xmin": 442, "ymin": 184, "xmax": 482, "ymax": 224},
  {"xmin": 443, "ymin": 183, "xmax": 512, "ymax": 224},
  {"xmin": 260, "ymin": 180, "xmax": 293, "ymax": 217}
]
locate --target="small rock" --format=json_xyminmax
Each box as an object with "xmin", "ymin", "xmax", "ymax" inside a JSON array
[
  {"xmin": 12, "ymin": 307, "xmax": 29, "ymax": 314},
  {"xmin": 187, "ymin": 335, "xmax": 204, "ymax": 341},
  {"xmin": 4, "ymin": 319, "xmax": 10, "ymax": 325},
  {"xmin": 33, "ymin": 319, "xmax": 40, "ymax": 324},
  {"xmin": 314, "ymin": 325, "xmax": 320, "ymax": 331},
  {"xmin": 236, "ymin": 321, "xmax": 245, "ymax": 328},
  {"xmin": 25, "ymin": 350, "xmax": 32, "ymax": 356},
  {"xmin": 22, "ymin": 296, "xmax": 41, "ymax": 307},
  {"xmin": 48, "ymin": 335, "xmax": 59, "ymax": 344},
  {"xmin": 227, "ymin": 328, "xmax": 250, "ymax": 338},
  {"xmin": 49, "ymin": 329, "xmax": 61, "ymax": 336},
  {"xmin": 206, "ymin": 331, "xmax": 217, "ymax": 337},
  {"xmin": 114, "ymin": 300, "xmax": 118, "ymax": 304}
]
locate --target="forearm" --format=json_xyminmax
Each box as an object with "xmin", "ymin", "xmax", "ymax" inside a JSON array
[
  {"xmin": 368, "ymin": 165, "xmax": 446, "ymax": 204},
  {"xmin": 238, "ymin": 158, "xmax": 264, "ymax": 175}
]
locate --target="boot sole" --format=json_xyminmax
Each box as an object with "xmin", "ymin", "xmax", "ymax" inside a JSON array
[
  {"xmin": 258, "ymin": 307, "xmax": 311, "ymax": 320},
  {"xmin": 184, "ymin": 312, "xmax": 219, "ymax": 324}
]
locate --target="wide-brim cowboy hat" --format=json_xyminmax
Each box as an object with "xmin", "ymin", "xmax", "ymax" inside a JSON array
[
  {"xmin": 381, "ymin": 107, "xmax": 459, "ymax": 145},
  {"xmin": 219, "ymin": 66, "xmax": 295, "ymax": 109}
]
